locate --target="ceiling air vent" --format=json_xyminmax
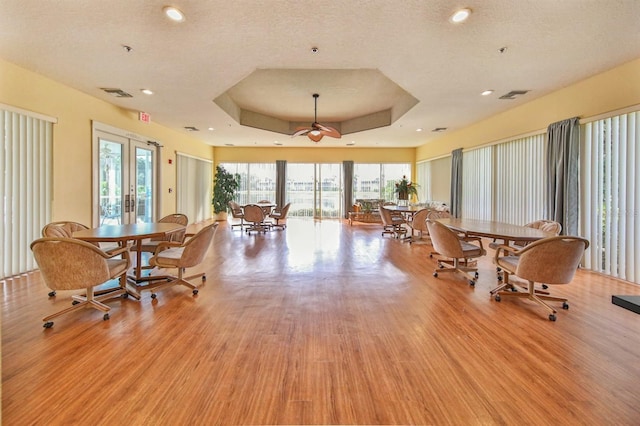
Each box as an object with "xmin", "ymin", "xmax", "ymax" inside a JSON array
[
  {"xmin": 499, "ymin": 90, "xmax": 529, "ymax": 100},
  {"xmin": 184, "ymin": 126, "xmax": 199, "ymax": 132},
  {"xmin": 432, "ymin": 127, "xmax": 448, "ymax": 132},
  {"xmin": 100, "ymin": 88, "xmax": 133, "ymax": 98}
]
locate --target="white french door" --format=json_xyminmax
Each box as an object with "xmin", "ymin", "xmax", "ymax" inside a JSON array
[
  {"xmin": 287, "ymin": 163, "xmax": 342, "ymax": 219},
  {"xmin": 93, "ymin": 124, "xmax": 158, "ymax": 226}
]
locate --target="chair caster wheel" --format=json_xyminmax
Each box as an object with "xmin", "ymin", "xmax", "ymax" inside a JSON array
[
  {"xmin": 542, "ymin": 284, "xmax": 549, "ymax": 289},
  {"xmin": 496, "ymin": 267, "xmax": 502, "ymax": 272},
  {"xmin": 103, "ymin": 313, "xmax": 110, "ymax": 321},
  {"xmin": 562, "ymin": 302, "xmax": 569, "ymax": 310},
  {"xmin": 48, "ymin": 291, "xmax": 56, "ymax": 297},
  {"xmin": 549, "ymin": 314, "xmax": 557, "ymax": 321},
  {"xmin": 202, "ymin": 275, "xmax": 206, "ymax": 282},
  {"xmin": 433, "ymin": 272, "xmax": 438, "ymax": 278},
  {"xmin": 429, "ymin": 254, "xmax": 433, "ymax": 258},
  {"xmin": 497, "ymin": 276, "xmax": 503, "ymax": 281},
  {"xmin": 151, "ymin": 293, "xmax": 157, "ymax": 299},
  {"xmin": 474, "ymin": 272, "xmax": 479, "ymax": 279},
  {"xmin": 495, "ymin": 294, "xmax": 501, "ymax": 302},
  {"xmin": 193, "ymin": 289, "xmax": 199, "ymax": 295},
  {"xmin": 43, "ymin": 321, "xmax": 54, "ymax": 328},
  {"xmin": 469, "ymin": 280, "xmax": 476, "ymax": 286},
  {"xmin": 72, "ymin": 300, "xmax": 80, "ymax": 305},
  {"xmin": 122, "ymin": 293, "xmax": 129, "ymax": 299},
  {"xmin": 438, "ymin": 264, "xmax": 444, "ymax": 269}
]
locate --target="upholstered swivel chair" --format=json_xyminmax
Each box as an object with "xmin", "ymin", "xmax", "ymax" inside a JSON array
[
  {"xmin": 243, "ymin": 204, "xmax": 269, "ymax": 234},
  {"xmin": 493, "ymin": 236, "xmax": 589, "ymax": 321},
  {"xmin": 379, "ymin": 205, "xmax": 406, "ymax": 238},
  {"xmin": 426, "ymin": 219, "xmax": 486, "ymax": 286},
  {"xmin": 425, "ymin": 210, "xmax": 451, "ymax": 257},
  {"xmin": 228, "ymin": 201, "xmax": 246, "ymax": 229},
  {"xmin": 407, "ymin": 208, "xmax": 429, "ymax": 244},
  {"xmin": 42, "ymin": 221, "xmax": 104, "ymax": 297},
  {"xmin": 146, "ymin": 222, "xmax": 218, "ymax": 299},
  {"xmin": 269, "ymin": 202, "xmax": 291, "ymax": 229},
  {"xmin": 30, "ymin": 237, "xmax": 131, "ymax": 328},
  {"xmin": 514, "ymin": 220, "xmax": 562, "ymax": 247}
]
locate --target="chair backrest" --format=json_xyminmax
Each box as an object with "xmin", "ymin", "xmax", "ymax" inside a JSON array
[
  {"xmin": 228, "ymin": 201, "xmax": 243, "ymax": 218},
  {"xmin": 258, "ymin": 200, "xmax": 271, "ymax": 204},
  {"xmin": 515, "ymin": 236, "xmax": 589, "ymax": 284},
  {"xmin": 30, "ymin": 238, "xmax": 111, "ymax": 291},
  {"xmin": 426, "ymin": 219, "xmax": 464, "ymax": 258},
  {"xmin": 279, "ymin": 203, "xmax": 291, "ymax": 218},
  {"xmin": 426, "ymin": 210, "xmax": 451, "ymax": 220},
  {"xmin": 243, "ymin": 204, "xmax": 265, "ymax": 223},
  {"xmin": 411, "ymin": 208, "xmax": 430, "ymax": 232},
  {"xmin": 525, "ymin": 220, "xmax": 562, "ymax": 235},
  {"xmin": 156, "ymin": 213, "xmax": 188, "ymax": 242},
  {"xmin": 42, "ymin": 221, "xmax": 90, "ymax": 238},
  {"xmin": 379, "ymin": 205, "xmax": 394, "ymax": 226},
  {"xmin": 178, "ymin": 223, "xmax": 219, "ymax": 268}
]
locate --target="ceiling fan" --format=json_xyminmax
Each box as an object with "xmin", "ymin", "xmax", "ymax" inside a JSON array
[{"xmin": 292, "ymin": 93, "xmax": 341, "ymax": 143}]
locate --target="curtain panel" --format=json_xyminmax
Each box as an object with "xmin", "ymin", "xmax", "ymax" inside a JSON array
[
  {"xmin": 176, "ymin": 153, "xmax": 212, "ymax": 223},
  {"xmin": 276, "ymin": 160, "xmax": 287, "ymax": 208},
  {"xmin": 450, "ymin": 149, "xmax": 463, "ymax": 218},
  {"xmin": 343, "ymin": 161, "xmax": 354, "ymax": 218},
  {"xmin": 546, "ymin": 117, "xmax": 580, "ymax": 235}
]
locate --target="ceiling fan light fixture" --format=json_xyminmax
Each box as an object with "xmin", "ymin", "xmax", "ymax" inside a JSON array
[{"xmin": 291, "ymin": 93, "xmax": 342, "ymax": 143}]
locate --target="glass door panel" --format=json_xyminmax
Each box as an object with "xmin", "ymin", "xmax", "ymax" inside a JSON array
[
  {"xmin": 132, "ymin": 142, "xmax": 155, "ymax": 224},
  {"xmin": 98, "ymin": 135, "xmax": 125, "ymax": 225},
  {"xmin": 317, "ymin": 163, "xmax": 341, "ymax": 219}
]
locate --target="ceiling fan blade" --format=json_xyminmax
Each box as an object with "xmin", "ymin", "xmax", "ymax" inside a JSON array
[
  {"xmin": 292, "ymin": 127, "xmax": 311, "ymax": 137},
  {"xmin": 317, "ymin": 124, "xmax": 341, "ymax": 139}
]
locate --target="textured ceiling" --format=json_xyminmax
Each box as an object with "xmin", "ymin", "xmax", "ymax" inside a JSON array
[{"xmin": 1, "ymin": 0, "xmax": 639, "ymax": 148}]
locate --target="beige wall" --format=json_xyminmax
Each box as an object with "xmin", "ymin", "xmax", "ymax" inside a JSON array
[
  {"xmin": 0, "ymin": 59, "xmax": 212, "ymax": 224},
  {"xmin": 416, "ymin": 57, "xmax": 640, "ymax": 161}
]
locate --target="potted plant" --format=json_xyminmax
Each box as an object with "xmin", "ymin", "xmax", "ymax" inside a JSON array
[
  {"xmin": 394, "ymin": 175, "xmax": 418, "ymax": 204},
  {"xmin": 212, "ymin": 165, "xmax": 240, "ymax": 221}
]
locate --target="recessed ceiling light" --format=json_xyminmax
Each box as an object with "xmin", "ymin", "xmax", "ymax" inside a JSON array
[
  {"xmin": 141, "ymin": 89, "xmax": 153, "ymax": 95},
  {"xmin": 163, "ymin": 6, "xmax": 185, "ymax": 22},
  {"xmin": 481, "ymin": 90, "xmax": 494, "ymax": 96},
  {"xmin": 208, "ymin": 127, "xmax": 215, "ymax": 131},
  {"xmin": 416, "ymin": 128, "xmax": 423, "ymax": 132},
  {"xmin": 274, "ymin": 141, "xmax": 283, "ymax": 146},
  {"xmin": 346, "ymin": 141, "xmax": 355, "ymax": 146},
  {"xmin": 450, "ymin": 8, "xmax": 471, "ymax": 23}
]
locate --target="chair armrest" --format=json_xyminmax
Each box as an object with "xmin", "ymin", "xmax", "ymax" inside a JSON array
[
  {"xmin": 493, "ymin": 244, "xmax": 521, "ymax": 262},
  {"xmin": 153, "ymin": 240, "xmax": 182, "ymax": 255},
  {"xmin": 102, "ymin": 245, "xmax": 130, "ymax": 258}
]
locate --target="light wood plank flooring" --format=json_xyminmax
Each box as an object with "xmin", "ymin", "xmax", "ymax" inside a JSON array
[{"xmin": 2, "ymin": 219, "xmax": 640, "ymax": 425}]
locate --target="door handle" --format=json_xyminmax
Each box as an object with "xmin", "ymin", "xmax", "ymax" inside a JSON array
[
  {"xmin": 131, "ymin": 196, "xmax": 135, "ymax": 213},
  {"xmin": 124, "ymin": 195, "xmax": 130, "ymax": 212}
]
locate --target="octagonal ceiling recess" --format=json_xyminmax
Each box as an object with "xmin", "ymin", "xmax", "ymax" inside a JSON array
[{"xmin": 213, "ymin": 69, "xmax": 419, "ymax": 137}]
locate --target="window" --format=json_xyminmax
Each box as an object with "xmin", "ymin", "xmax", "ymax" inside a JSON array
[
  {"xmin": 353, "ymin": 163, "xmax": 411, "ymax": 201},
  {"xmin": 416, "ymin": 156, "xmax": 451, "ymax": 204},
  {"xmin": 1, "ymin": 107, "xmax": 54, "ymax": 279},
  {"xmin": 219, "ymin": 163, "xmax": 276, "ymax": 205},
  {"xmin": 581, "ymin": 110, "xmax": 640, "ymax": 284},
  {"xmin": 462, "ymin": 147, "xmax": 493, "ymax": 220}
]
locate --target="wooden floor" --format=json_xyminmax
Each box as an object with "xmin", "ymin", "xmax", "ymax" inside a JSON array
[{"xmin": 2, "ymin": 219, "xmax": 640, "ymax": 425}]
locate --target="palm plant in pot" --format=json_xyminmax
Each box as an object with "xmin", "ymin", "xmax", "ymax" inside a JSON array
[
  {"xmin": 394, "ymin": 175, "xmax": 418, "ymax": 205},
  {"xmin": 212, "ymin": 165, "xmax": 240, "ymax": 220}
]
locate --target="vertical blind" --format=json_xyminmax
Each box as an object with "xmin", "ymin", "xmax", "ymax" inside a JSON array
[
  {"xmin": 581, "ymin": 111, "xmax": 640, "ymax": 284},
  {"xmin": 416, "ymin": 160, "xmax": 432, "ymax": 202},
  {"xmin": 1, "ymin": 109, "xmax": 53, "ymax": 279},
  {"xmin": 462, "ymin": 147, "xmax": 492, "ymax": 220},
  {"xmin": 176, "ymin": 153, "xmax": 212, "ymax": 223},
  {"xmin": 494, "ymin": 134, "xmax": 546, "ymax": 225}
]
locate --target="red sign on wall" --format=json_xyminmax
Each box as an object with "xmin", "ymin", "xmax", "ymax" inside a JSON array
[{"xmin": 139, "ymin": 112, "xmax": 151, "ymax": 123}]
